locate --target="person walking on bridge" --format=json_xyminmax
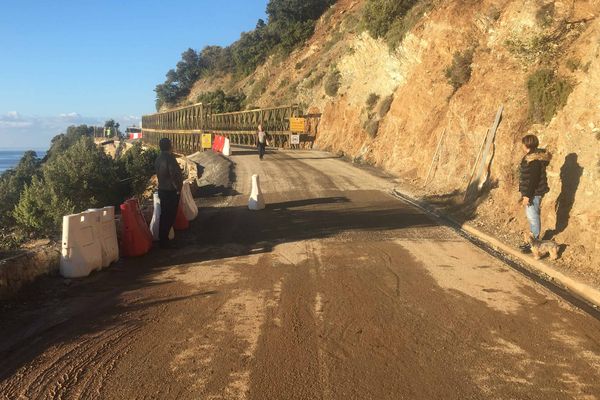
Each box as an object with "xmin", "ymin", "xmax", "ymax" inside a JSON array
[
  {"xmin": 155, "ymin": 138, "xmax": 183, "ymax": 249},
  {"xmin": 256, "ymin": 124, "xmax": 270, "ymax": 161}
]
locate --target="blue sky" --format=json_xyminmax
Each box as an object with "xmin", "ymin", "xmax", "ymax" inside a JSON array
[{"xmin": 0, "ymin": 0, "xmax": 268, "ymax": 149}]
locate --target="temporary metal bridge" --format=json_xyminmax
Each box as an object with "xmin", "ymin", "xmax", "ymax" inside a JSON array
[{"xmin": 141, "ymin": 103, "xmax": 320, "ymax": 154}]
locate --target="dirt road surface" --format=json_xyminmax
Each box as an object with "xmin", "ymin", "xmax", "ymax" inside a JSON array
[{"xmin": 2, "ymin": 148, "xmax": 600, "ymax": 400}]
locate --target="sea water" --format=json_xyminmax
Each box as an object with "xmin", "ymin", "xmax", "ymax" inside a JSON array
[{"xmin": 0, "ymin": 149, "xmax": 47, "ymax": 174}]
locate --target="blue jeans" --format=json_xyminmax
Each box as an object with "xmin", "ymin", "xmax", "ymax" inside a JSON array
[{"xmin": 525, "ymin": 195, "xmax": 542, "ymax": 239}]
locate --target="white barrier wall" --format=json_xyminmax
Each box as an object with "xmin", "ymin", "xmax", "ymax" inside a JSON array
[
  {"xmin": 89, "ymin": 207, "xmax": 119, "ymax": 268},
  {"xmin": 60, "ymin": 212, "xmax": 103, "ymax": 278},
  {"xmin": 181, "ymin": 181, "xmax": 198, "ymax": 221}
]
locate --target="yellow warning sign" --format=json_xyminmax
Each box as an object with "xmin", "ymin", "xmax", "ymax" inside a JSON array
[
  {"xmin": 202, "ymin": 133, "xmax": 212, "ymax": 149},
  {"xmin": 290, "ymin": 117, "xmax": 306, "ymax": 133}
]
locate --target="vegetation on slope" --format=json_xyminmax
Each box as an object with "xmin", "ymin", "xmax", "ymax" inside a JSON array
[
  {"xmin": 362, "ymin": 0, "xmax": 432, "ymax": 50},
  {"xmin": 526, "ymin": 68, "xmax": 573, "ymax": 124},
  {"xmin": 0, "ymin": 126, "xmax": 158, "ymax": 250},
  {"xmin": 155, "ymin": 0, "xmax": 335, "ymax": 110}
]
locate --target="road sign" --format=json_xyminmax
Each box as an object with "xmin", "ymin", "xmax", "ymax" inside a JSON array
[
  {"xmin": 290, "ymin": 117, "xmax": 306, "ymax": 133},
  {"xmin": 202, "ymin": 133, "xmax": 212, "ymax": 149},
  {"xmin": 290, "ymin": 134, "xmax": 300, "ymax": 145}
]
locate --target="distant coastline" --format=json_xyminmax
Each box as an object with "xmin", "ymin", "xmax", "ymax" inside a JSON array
[{"xmin": 0, "ymin": 149, "xmax": 48, "ymax": 174}]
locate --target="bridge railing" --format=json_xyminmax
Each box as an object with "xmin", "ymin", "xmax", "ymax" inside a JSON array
[{"xmin": 141, "ymin": 103, "xmax": 317, "ymax": 154}]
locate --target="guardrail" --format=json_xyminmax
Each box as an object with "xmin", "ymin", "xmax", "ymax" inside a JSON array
[{"xmin": 141, "ymin": 104, "xmax": 320, "ymax": 155}]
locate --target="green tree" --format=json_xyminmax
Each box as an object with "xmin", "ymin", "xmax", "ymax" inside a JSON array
[
  {"xmin": 362, "ymin": 0, "xmax": 418, "ymax": 39},
  {"xmin": 46, "ymin": 124, "xmax": 95, "ymax": 160},
  {"xmin": 104, "ymin": 119, "xmax": 120, "ymax": 138},
  {"xmin": 266, "ymin": 0, "xmax": 334, "ymax": 23},
  {"xmin": 0, "ymin": 151, "xmax": 42, "ymax": 226},
  {"xmin": 115, "ymin": 142, "xmax": 159, "ymax": 201},
  {"xmin": 14, "ymin": 137, "xmax": 119, "ymax": 234}
]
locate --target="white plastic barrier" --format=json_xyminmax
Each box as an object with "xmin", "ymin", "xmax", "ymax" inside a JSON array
[
  {"xmin": 248, "ymin": 174, "xmax": 265, "ymax": 210},
  {"xmin": 222, "ymin": 138, "xmax": 231, "ymax": 156},
  {"xmin": 150, "ymin": 192, "xmax": 160, "ymax": 241},
  {"xmin": 60, "ymin": 212, "xmax": 103, "ymax": 278},
  {"xmin": 88, "ymin": 207, "xmax": 119, "ymax": 268},
  {"xmin": 181, "ymin": 181, "xmax": 198, "ymax": 221},
  {"xmin": 149, "ymin": 192, "xmax": 175, "ymax": 241}
]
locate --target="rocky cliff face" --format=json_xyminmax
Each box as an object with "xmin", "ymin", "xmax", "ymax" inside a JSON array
[{"xmin": 187, "ymin": 0, "xmax": 600, "ymax": 280}]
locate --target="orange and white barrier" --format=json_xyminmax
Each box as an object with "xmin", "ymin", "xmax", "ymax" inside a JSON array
[
  {"xmin": 222, "ymin": 138, "xmax": 231, "ymax": 156},
  {"xmin": 248, "ymin": 174, "xmax": 265, "ymax": 210},
  {"xmin": 120, "ymin": 198, "xmax": 153, "ymax": 257},
  {"xmin": 88, "ymin": 207, "xmax": 119, "ymax": 268},
  {"xmin": 60, "ymin": 212, "xmax": 103, "ymax": 278}
]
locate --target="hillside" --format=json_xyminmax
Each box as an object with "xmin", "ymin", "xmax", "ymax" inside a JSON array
[{"xmin": 167, "ymin": 0, "xmax": 600, "ymax": 283}]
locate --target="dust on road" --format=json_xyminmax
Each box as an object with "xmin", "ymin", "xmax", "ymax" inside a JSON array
[{"xmin": 1, "ymin": 148, "xmax": 599, "ymax": 400}]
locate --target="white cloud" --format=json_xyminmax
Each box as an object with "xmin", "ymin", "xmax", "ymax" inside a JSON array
[
  {"xmin": 0, "ymin": 112, "xmax": 141, "ymax": 149},
  {"xmin": 59, "ymin": 112, "xmax": 82, "ymax": 119},
  {"xmin": 0, "ymin": 121, "xmax": 33, "ymax": 128}
]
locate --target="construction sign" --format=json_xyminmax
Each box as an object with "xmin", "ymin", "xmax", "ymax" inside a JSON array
[
  {"xmin": 202, "ymin": 133, "xmax": 212, "ymax": 149},
  {"xmin": 290, "ymin": 117, "xmax": 306, "ymax": 133}
]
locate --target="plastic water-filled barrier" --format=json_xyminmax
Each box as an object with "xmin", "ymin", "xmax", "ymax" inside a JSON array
[
  {"xmin": 248, "ymin": 174, "xmax": 265, "ymax": 210},
  {"xmin": 120, "ymin": 199, "xmax": 152, "ymax": 257},
  {"xmin": 60, "ymin": 212, "xmax": 103, "ymax": 278},
  {"xmin": 87, "ymin": 207, "xmax": 119, "ymax": 268}
]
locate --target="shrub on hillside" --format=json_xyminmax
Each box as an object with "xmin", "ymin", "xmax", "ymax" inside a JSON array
[
  {"xmin": 197, "ymin": 90, "xmax": 246, "ymax": 113},
  {"xmin": 383, "ymin": 1, "xmax": 432, "ymax": 50},
  {"xmin": 527, "ymin": 69, "xmax": 573, "ymax": 124},
  {"xmin": 325, "ymin": 68, "xmax": 342, "ymax": 97},
  {"xmin": 362, "ymin": 0, "xmax": 419, "ymax": 40},
  {"xmin": 115, "ymin": 142, "xmax": 159, "ymax": 202},
  {"xmin": 14, "ymin": 137, "xmax": 119, "ymax": 235},
  {"xmin": 445, "ymin": 49, "xmax": 474, "ymax": 92}
]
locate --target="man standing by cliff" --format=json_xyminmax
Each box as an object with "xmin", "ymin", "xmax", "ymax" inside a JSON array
[{"xmin": 155, "ymin": 138, "xmax": 183, "ymax": 249}]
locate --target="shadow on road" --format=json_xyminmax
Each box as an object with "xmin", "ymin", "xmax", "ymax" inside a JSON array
[{"xmin": 0, "ymin": 190, "xmax": 434, "ymax": 382}]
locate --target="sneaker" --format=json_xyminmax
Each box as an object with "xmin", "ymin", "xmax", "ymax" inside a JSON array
[{"xmin": 519, "ymin": 243, "xmax": 532, "ymax": 253}]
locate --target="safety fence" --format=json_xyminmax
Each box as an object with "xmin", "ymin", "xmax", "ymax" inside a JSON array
[{"xmin": 141, "ymin": 104, "xmax": 320, "ymax": 155}]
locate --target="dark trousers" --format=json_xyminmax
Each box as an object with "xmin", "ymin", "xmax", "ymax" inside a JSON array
[
  {"xmin": 158, "ymin": 190, "xmax": 179, "ymax": 245},
  {"xmin": 258, "ymin": 142, "xmax": 266, "ymax": 159}
]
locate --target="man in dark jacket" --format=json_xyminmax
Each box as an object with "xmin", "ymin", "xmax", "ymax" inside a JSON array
[
  {"xmin": 519, "ymin": 134, "xmax": 552, "ymax": 251},
  {"xmin": 155, "ymin": 138, "xmax": 184, "ymax": 249}
]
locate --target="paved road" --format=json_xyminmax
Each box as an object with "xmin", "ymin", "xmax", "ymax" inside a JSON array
[{"xmin": 2, "ymin": 148, "xmax": 600, "ymax": 400}]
